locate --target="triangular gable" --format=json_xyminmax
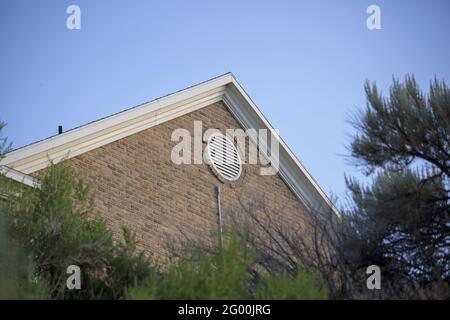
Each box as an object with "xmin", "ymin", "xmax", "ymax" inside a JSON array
[{"xmin": 0, "ymin": 73, "xmax": 339, "ymax": 216}]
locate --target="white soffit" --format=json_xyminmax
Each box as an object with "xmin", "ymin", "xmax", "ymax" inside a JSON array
[{"xmin": 0, "ymin": 73, "xmax": 339, "ymax": 216}]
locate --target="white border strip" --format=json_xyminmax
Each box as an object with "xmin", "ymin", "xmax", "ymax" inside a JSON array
[{"xmin": 0, "ymin": 166, "xmax": 40, "ymax": 188}]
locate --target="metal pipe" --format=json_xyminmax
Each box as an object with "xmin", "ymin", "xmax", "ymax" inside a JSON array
[{"xmin": 215, "ymin": 186, "xmax": 223, "ymax": 249}]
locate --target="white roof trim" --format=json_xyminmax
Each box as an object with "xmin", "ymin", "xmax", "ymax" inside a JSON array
[
  {"xmin": 0, "ymin": 73, "xmax": 339, "ymax": 216},
  {"xmin": 0, "ymin": 165, "xmax": 40, "ymax": 188}
]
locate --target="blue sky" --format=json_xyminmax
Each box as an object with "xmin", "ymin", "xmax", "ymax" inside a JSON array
[{"xmin": 1, "ymin": 0, "xmax": 449, "ymax": 203}]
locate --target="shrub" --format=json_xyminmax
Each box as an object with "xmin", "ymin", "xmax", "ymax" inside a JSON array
[
  {"xmin": 126, "ymin": 230, "xmax": 329, "ymax": 300},
  {"xmin": 1, "ymin": 162, "xmax": 152, "ymax": 299},
  {"xmin": 126, "ymin": 230, "xmax": 254, "ymax": 299},
  {"xmin": 256, "ymin": 267, "xmax": 329, "ymax": 300},
  {"xmin": 0, "ymin": 207, "xmax": 48, "ymax": 299}
]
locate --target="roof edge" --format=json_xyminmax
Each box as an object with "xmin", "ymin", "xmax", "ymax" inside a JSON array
[
  {"xmin": 0, "ymin": 165, "xmax": 40, "ymax": 188},
  {"xmin": 1, "ymin": 73, "xmax": 340, "ymax": 217}
]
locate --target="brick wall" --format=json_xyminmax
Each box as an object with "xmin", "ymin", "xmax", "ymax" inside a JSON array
[{"xmin": 39, "ymin": 101, "xmax": 310, "ymax": 262}]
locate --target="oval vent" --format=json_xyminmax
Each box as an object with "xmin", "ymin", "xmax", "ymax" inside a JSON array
[{"xmin": 207, "ymin": 133, "xmax": 242, "ymax": 181}]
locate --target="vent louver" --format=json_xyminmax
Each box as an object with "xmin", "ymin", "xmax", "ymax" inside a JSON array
[{"xmin": 207, "ymin": 133, "xmax": 242, "ymax": 181}]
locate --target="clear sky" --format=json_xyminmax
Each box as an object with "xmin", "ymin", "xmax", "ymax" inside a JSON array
[{"xmin": 1, "ymin": 0, "xmax": 449, "ymax": 203}]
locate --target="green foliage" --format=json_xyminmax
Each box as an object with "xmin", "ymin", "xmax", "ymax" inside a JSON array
[
  {"xmin": 3, "ymin": 163, "xmax": 113, "ymax": 298},
  {"xmin": 126, "ymin": 230, "xmax": 329, "ymax": 300},
  {"xmin": 0, "ymin": 122, "xmax": 46, "ymax": 298},
  {"xmin": 127, "ymin": 230, "xmax": 254, "ymax": 299},
  {"xmin": 0, "ymin": 207, "xmax": 48, "ymax": 299},
  {"xmin": 256, "ymin": 267, "xmax": 329, "ymax": 300},
  {"xmin": 345, "ymin": 75, "xmax": 450, "ymax": 295},
  {"xmin": 347, "ymin": 168, "xmax": 447, "ymax": 235},
  {"xmin": 1, "ymin": 162, "xmax": 152, "ymax": 299},
  {"xmin": 351, "ymin": 75, "xmax": 449, "ymax": 176},
  {"xmin": 104, "ymin": 226, "xmax": 153, "ymax": 299}
]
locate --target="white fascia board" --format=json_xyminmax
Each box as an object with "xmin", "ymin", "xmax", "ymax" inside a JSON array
[
  {"xmin": 0, "ymin": 166, "xmax": 40, "ymax": 188},
  {"xmin": 0, "ymin": 74, "xmax": 231, "ymax": 173}
]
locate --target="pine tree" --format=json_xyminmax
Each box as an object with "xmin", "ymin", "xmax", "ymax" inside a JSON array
[{"xmin": 345, "ymin": 75, "xmax": 449, "ymax": 292}]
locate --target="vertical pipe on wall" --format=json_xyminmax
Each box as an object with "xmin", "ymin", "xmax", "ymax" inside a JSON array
[{"xmin": 215, "ymin": 186, "xmax": 223, "ymax": 249}]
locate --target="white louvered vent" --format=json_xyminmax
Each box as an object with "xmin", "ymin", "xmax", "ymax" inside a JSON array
[{"xmin": 207, "ymin": 133, "xmax": 242, "ymax": 181}]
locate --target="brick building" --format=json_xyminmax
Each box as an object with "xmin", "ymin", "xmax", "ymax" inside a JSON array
[{"xmin": 0, "ymin": 73, "xmax": 337, "ymax": 260}]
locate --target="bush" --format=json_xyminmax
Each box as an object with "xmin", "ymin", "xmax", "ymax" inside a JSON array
[
  {"xmin": 0, "ymin": 207, "xmax": 48, "ymax": 299},
  {"xmin": 256, "ymin": 267, "xmax": 329, "ymax": 300},
  {"xmin": 1, "ymin": 162, "xmax": 329, "ymax": 300},
  {"xmin": 126, "ymin": 230, "xmax": 254, "ymax": 299},
  {"xmin": 104, "ymin": 226, "xmax": 153, "ymax": 299},
  {"xmin": 126, "ymin": 230, "xmax": 329, "ymax": 300},
  {"xmin": 1, "ymin": 162, "xmax": 152, "ymax": 299}
]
